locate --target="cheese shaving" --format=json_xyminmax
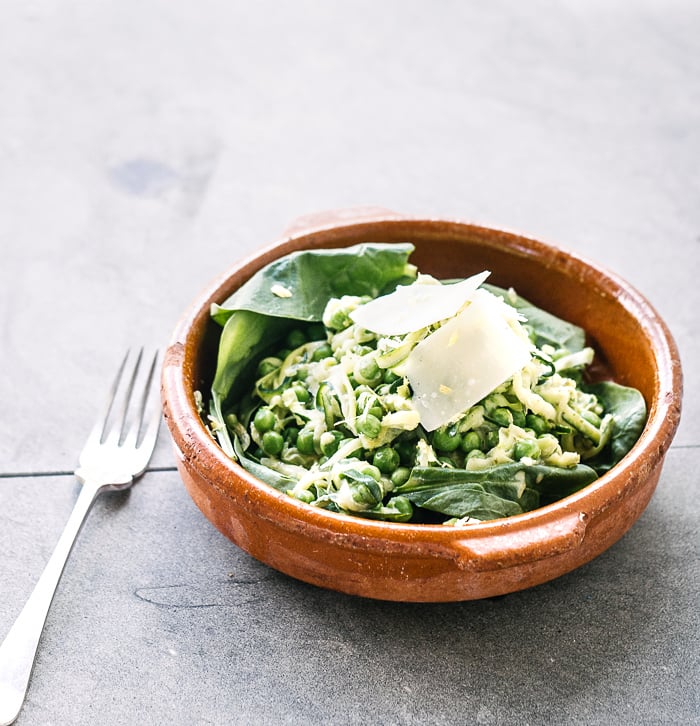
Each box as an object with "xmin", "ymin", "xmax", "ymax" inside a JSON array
[{"xmin": 349, "ymin": 271, "xmax": 490, "ymax": 335}]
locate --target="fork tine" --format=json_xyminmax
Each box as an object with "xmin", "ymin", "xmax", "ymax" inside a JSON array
[
  {"xmin": 77, "ymin": 348, "xmax": 161, "ymax": 479},
  {"xmin": 122, "ymin": 350, "xmax": 160, "ymax": 450},
  {"xmin": 132, "ymin": 360, "xmax": 162, "ymax": 475},
  {"xmin": 81, "ymin": 350, "xmax": 132, "ymax": 453},
  {"xmin": 105, "ymin": 348, "xmax": 145, "ymax": 446},
  {"xmin": 135, "ymin": 350, "xmax": 159, "ymax": 441}
]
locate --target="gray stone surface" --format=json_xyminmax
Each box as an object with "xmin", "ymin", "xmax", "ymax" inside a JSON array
[{"xmin": 0, "ymin": 2, "xmax": 698, "ymax": 724}]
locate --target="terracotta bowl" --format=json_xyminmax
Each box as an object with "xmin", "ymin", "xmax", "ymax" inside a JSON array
[{"xmin": 161, "ymin": 210, "xmax": 682, "ymax": 602}]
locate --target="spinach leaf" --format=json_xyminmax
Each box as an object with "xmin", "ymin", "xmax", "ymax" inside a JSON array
[
  {"xmin": 207, "ymin": 390, "xmax": 297, "ymax": 492},
  {"xmin": 404, "ymin": 482, "xmax": 526, "ymax": 520},
  {"xmin": 583, "ymin": 381, "xmax": 647, "ymax": 473},
  {"xmin": 210, "ymin": 242, "xmax": 415, "ymax": 408},
  {"xmin": 232, "ymin": 435, "xmax": 297, "ymax": 493},
  {"xmin": 485, "ymin": 284, "xmax": 586, "ymax": 352},
  {"xmin": 211, "ymin": 242, "xmax": 415, "ymax": 326},
  {"xmin": 396, "ymin": 462, "xmax": 598, "ymax": 520},
  {"xmin": 212, "ymin": 310, "xmax": 288, "ymax": 405},
  {"xmin": 526, "ymin": 462, "xmax": 600, "ymax": 503}
]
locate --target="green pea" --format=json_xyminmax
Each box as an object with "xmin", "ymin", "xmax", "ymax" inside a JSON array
[
  {"xmin": 328, "ymin": 310, "xmax": 352, "ymax": 331},
  {"xmin": 262, "ymin": 430, "xmax": 284, "ymax": 456},
  {"xmin": 356, "ymin": 463, "xmax": 382, "ymax": 481},
  {"xmin": 296, "ymin": 427, "xmax": 316, "ymax": 455},
  {"xmin": 525, "ymin": 413, "xmax": 549, "ymax": 436},
  {"xmin": 283, "ymin": 426, "xmax": 299, "ymax": 445},
  {"xmin": 394, "ymin": 439, "xmax": 416, "ymax": 467},
  {"xmin": 382, "ymin": 369, "xmax": 401, "ymax": 384},
  {"xmin": 354, "ymin": 355, "xmax": 382, "ymax": 386},
  {"xmin": 320, "ymin": 430, "xmax": 344, "ymax": 457},
  {"xmin": 390, "ymin": 466, "xmax": 411, "ymax": 487},
  {"xmin": 294, "ymin": 489, "xmax": 315, "ymax": 504},
  {"xmin": 257, "ymin": 357, "xmax": 280, "ymax": 377},
  {"xmin": 253, "ymin": 407, "xmax": 276, "ymax": 433},
  {"xmin": 432, "ymin": 424, "xmax": 462, "ymax": 452},
  {"xmin": 291, "ymin": 383, "xmax": 311, "ymax": 403},
  {"xmin": 372, "ymin": 447, "xmax": 400, "ymax": 475},
  {"xmin": 387, "ymin": 495, "xmax": 413, "ymax": 519},
  {"xmin": 511, "ymin": 408, "xmax": 527, "ymax": 427},
  {"xmin": 357, "ymin": 413, "xmax": 382, "ymax": 439},
  {"xmin": 460, "ymin": 431, "xmax": 483, "ymax": 453},
  {"xmin": 485, "ymin": 429, "xmax": 500, "ymax": 449},
  {"xmin": 489, "ymin": 407, "xmax": 512, "ymax": 427},
  {"xmin": 368, "ymin": 404, "xmax": 384, "ymax": 420},
  {"xmin": 312, "ymin": 343, "xmax": 334, "ymax": 361},
  {"xmin": 466, "ymin": 449, "xmax": 487, "ymax": 462},
  {"xmin": 286, "ymin": 329, "xmax": 307, "ymax": 349},
  {"xmin": 513, "ymin": 439, "xmax": 540, "ymax": 461}
]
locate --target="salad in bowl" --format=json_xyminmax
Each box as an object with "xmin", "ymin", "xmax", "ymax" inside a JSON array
[{"xmin": 203, "ymin": 243, "xmax": 646, "ymax": 526}]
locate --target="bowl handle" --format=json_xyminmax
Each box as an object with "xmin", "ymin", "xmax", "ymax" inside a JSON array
[
  {"xmin": 451, "ymin": 511, "xmax": 588, "ymax": 572},
  {"xmin": 283, "ymin": 206, "xmax": 407, "ymax": 236}
]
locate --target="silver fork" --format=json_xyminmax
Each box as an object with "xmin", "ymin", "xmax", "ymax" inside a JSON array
[{"xmin": 0, "ymin": 349, "xmax": 161, "ymax": 726}]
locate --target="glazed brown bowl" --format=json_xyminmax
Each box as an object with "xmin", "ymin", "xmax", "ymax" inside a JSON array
[{"xmin": 161, "ymin": 210, "xmax": 682, "ymax": 602}]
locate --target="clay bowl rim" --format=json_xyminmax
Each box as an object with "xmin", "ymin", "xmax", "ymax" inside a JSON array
[{"xmin": 162, "ymin": 214, "xmax": 683, "ymax": 551}]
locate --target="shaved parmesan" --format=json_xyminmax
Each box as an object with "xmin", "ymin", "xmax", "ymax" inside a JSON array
[
  {"xmin": 405, "ymin": 290, "xmax": 532, "ymax": 431},
  {"xmin": 349, "ymin": 271, "xmax": 491, "ymax": 335}
]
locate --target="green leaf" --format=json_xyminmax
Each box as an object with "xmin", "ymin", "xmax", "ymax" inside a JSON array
[
  {"xmin": 526, "ymin": 463, "xmax": 599, "ymax": 503},
  {"xmin": 396, "ymin": 462, "xmax": 598, "ymax": 520},
  {"xmin": 485, "ymin": 284, "xmax": 586, "ymax": 352},
  {"xmin": 211, "ymin": 310, "xmax": 288, "ymax": 405},
  {"xmin": 232, "ymin": 435, "xmax": 297, "ymax": 492},
  {"xmin": 210, "ymin": 243, "xmax": 416, "ymax": 413},
  {"xmin": 208, "ymin": 390, "xmax": 234, "ymax": 458},
  {"xmin": 209, "ymin": 391, "xmax": 302, "ymax": 492},
  {"xmin": 411, "ymin": 483, "xmax": 524, "ymax": 519},
  {"xmin": 339, "ymin": 469, "xmax": 384, "ymax": 506},
  {"xmin": 211, "ymin": 242, "xmax": 415, "ymax": 326},
  {"xmin": 583, "ymin": 381, "xmax": 647, "ymax": 473}
]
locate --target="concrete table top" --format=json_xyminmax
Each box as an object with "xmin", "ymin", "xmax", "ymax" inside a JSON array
[{"xmin": 1, "ymin": 2, "xmax": 697, "ymax": 724}]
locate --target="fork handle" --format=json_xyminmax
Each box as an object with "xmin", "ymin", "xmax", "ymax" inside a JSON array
[{"xmin": 0, "ymin": 480, "xmax": 102, "ymax": 726}]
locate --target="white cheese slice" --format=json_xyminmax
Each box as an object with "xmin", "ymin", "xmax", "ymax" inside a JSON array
[
  {"xmin": 405, "ymin": 290, "xmax": 532, "ymax": 431},
  {"xmin": 349, "ymin": 271, "xmax": 491, "ymax": 335}
]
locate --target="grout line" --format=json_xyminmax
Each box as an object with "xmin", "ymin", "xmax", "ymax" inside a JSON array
[{"xmin": 0, "ymin": 466, "xmax": 179, "ymax": 480}]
